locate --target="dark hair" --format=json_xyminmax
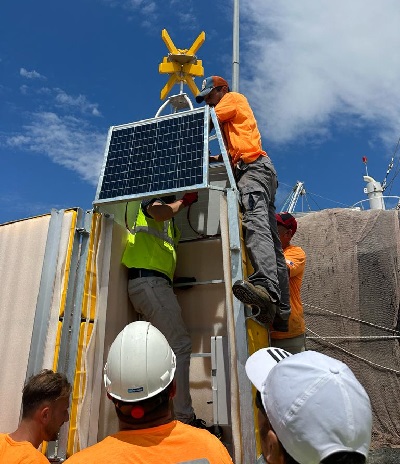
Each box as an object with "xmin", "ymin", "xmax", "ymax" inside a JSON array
[
  {"xmin": 280, "ymin": 450, "xmax": 365, "ymax": 464},
  {"xmin": 214, "ymin": 85, "xmax": 230, "ymax": 94},
  {"xmin": 112, "ymin": 382, "xmax": 173, "ymax": 425},
  {"xmin": 321, "ymin": 452, "xmax": 366, "ymax": 464},
  {"xmin": 22, "ymin": 369, "xmax": 71, "ymax": 418}
]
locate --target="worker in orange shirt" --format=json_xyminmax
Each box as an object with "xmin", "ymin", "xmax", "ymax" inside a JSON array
[
  {"xmin": 196, "ymin": 76, "xmax": 290, "ymax": 331},
  {"xmin": 0, "ymin": 370, "xmax": 71, "ymax": 464},
  {"xmin": 65, "ymin": 322, "xmax": 233, "ymax": 464},
  {"xmin": 271, "ymin": 212, "xmax": 306, "ymax": 353}
]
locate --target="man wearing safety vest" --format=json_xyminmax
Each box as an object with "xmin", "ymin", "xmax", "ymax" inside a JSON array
[{"xmin": 121, "ymin": 193, "xmax": 219, "ymax": 436}]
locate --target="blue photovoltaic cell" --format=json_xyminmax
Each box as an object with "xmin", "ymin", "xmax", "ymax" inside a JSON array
[{"xmin": 97, "ymin": 109, "xmax": 205, "ymax": 201}]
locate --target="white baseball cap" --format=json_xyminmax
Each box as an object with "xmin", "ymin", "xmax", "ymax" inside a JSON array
[{"xmin": 245, "ymin": 348, "xmax": 372, "ymax": 464}]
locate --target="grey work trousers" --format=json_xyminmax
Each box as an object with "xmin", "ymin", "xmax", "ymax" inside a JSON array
[
  {"xmin": 270, "ymin": 334, "xmax": 306, "ymax": 354},
  {"xmin": 235, "ymin": 155, "xmax": 290, "ymax": 313},
  {"xmin": 127, "ymin": 276, "xmax": 194, "ymax": 423}
]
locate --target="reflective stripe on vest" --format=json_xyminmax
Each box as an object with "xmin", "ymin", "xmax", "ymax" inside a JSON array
[
  {"xmin": 131, "ymin": 225, "xmax": 175, "ymax": 247},
  {"xmin": 121, "ymin": 204, "xmax": 179, "ymax": 281}
]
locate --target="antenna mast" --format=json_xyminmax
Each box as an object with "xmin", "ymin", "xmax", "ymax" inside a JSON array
[{"xmin": 232, "ymin": 0, "xmax": 240, "ymax": 91}]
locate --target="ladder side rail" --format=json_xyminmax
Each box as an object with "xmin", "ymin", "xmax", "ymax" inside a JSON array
[
  {"xmin": 48, "ymin": 209, "xmax": 93, "ymax": 461},
  {"xmin": 225, "ymin": 189, "xmax": 257, "ymax": 464}
]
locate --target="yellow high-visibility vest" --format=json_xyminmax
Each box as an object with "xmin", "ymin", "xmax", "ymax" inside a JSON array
[{"xmin": 122, "ymin": 205, "xmax": 180, "ymax": 282}]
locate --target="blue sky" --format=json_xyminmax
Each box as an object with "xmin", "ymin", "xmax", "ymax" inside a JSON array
[{"xmin": 1, "ymin": 0, "xmax": 400, "ymax": 224}]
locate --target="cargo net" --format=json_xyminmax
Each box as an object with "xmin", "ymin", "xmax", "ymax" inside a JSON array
[{"xmin": 295, "ymin": 208, "xmax": 400, "ymax": 449}]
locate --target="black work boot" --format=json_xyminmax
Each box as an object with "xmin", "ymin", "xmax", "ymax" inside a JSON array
[
  {"xmin": 232, "ymin": 280, "xmax": 276, "ymax": 307},
  {"xmin": 232, "ymin": 280, "xmax": 277, "ymax": 325}
]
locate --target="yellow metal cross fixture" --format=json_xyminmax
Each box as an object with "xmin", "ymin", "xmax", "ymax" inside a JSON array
[{"xmin": 158, "ymin": 29, "xmax": 205, "ymax": 100}]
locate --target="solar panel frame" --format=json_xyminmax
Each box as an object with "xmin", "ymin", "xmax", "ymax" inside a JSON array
[{"xmin": 94, "ymin": 107, "xmax": 210, "ymax": 206}]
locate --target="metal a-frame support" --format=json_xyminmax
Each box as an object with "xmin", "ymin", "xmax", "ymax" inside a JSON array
[
  {"xmin": 209, "ymin": 107, "xmax": 257, "ymax": 463},
  {"xmin": 93, "ymin": 101, "xmax": 258, "ymax": 462}
]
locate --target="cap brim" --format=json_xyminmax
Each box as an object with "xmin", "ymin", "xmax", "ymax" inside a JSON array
[
  {"xmin": 245, "ymin": 348, "xmax": 292, "ymax": 391},
  {"xmin": 195, "ymin": 87, "xmax": 213, "ymax": 103}
]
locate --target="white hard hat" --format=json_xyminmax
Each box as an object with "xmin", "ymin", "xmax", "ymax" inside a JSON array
[{"xmin": 104, "ymin": 321, "xmax": 176, "ymax": 402}]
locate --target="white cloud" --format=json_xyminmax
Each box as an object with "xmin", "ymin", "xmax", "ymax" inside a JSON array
[
  {"xmin": 103, "ymin": 0, "xmax": 201, "ymax": 31},
  {"xmin": 54, "ymin": 89, "xmax": 102, "ymax": 116},
  {"xmin": 6, "ymin": 112, "xmax": 106, "ymax": 185},
  {"xmin": 241, "ymin": 0, "xmax": 400, "ymax": 146},
  {"xmin": 127, "ymin": 0, "xmax": 144, "ymax": 7},
  {"xmin": 142, "ymin": 1, "xmax": 156, "ymax": 14},
  {"xmin": 20, "ymin": 67, "xmax": 46, "ymax": 80},
  {"xmin": 104, "ymin": 0, "xmax": 158, "ymax": 21},
  {"xmin": 37, "ymin": 87, "xmax": 52, "ymax": 95},
  {"xmin": 177, "ymin": 11, "xmax": 197, "ymax": 29},
  {"xmin": 6, "ymin": 135, "xmax": 31, "ymax": 146},
  {"xmin": 19, "ymin": 85, "xmax": 101, "ymax": 117}
]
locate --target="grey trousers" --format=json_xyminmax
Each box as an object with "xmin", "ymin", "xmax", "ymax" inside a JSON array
[
  {"xmin": 127, "ymin": 276, "xmax": 194, "ymax": 423},
  {"xmin": 270, "ymin": 334, "xmax": 306, "ymax": 354},
  {"xmin": 235, "ymin": 156, "xmax": 290, "ymax": 312}
]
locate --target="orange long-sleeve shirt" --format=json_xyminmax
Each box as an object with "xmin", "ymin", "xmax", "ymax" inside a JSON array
[
  {"xmin": 214, "ymin": 92, "xmax": 266, "ymax": 165},
  {"xmin": 271, "ymin": 244, "xmax": 306, "ymax": 340}
]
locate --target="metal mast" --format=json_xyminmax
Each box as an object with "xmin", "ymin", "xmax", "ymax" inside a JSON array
[
  {"xmin": 280, "ymin": 181, "xmax": 306, "ymax": 213},
  {"xmin": 232, "ymin": 0, "xmax": 240, "ymax": 91}
]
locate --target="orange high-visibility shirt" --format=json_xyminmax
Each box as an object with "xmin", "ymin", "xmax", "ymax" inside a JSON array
[
  {"xmin": 214, "ymin": 92, "xmax": 266, "ymax": 165},
  {"xmin": 64, "ymin": 421, "xmax": 233, "ymax": 464},
  {"xmin": 0, "ymin": 434, "xmax": 49, "ymax": 464},
  {"xmin": 271, "ymin": 244, "xmax": 306, "ymax": 339}
]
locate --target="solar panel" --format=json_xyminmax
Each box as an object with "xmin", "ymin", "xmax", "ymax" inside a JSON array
[{"xmin": 94, "ymin": 108, "xmax": 208, "ymax": 205}]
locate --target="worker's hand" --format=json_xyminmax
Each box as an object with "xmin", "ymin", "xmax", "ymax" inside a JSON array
[{"xmin": 181, "ymin": 192, "xmax": 198, "ymax": 207}]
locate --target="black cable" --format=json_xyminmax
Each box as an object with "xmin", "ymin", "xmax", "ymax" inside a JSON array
[
  {"xmin": 382, "ymin": 135, "xmax": 400, "ymax": 194},
  {"xmin": 304, "ymin": 192, "xmax": 323, "ymax": 211},
  {"xmin": 186, "ymin": 204, "xmax": 220, "ymax": 239},
  {"xmin": 124, "ymin": 202, "xmax": 131, "ymax": 232},
  {"xmin": 303, "ymin": 193, "xmax": 314, "ymax": 212}
]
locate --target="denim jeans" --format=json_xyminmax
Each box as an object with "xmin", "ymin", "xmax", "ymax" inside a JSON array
[
  {"xmin": 128, "ymin": 276, "xmax": 194, "ymax": 422},
  {"xmin": 235, "ymin": 156, "xmax": 290, "ymax": 313}
]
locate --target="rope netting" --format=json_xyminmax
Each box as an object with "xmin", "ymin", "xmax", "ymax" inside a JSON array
[{"xmin": 294, "ymin": 208, "xmax": 400, "ymax": 449}]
